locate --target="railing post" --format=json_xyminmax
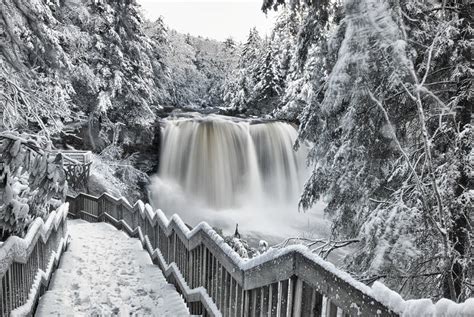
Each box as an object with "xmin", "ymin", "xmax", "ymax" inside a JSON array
[
  {"xmin": 243, "ymin": 289, "xmax": 250, "ymax": 317},
  {"xmin": 202, "ymin": 246, "xmax": 207, "ymax": 289},
  {"xmin": 155, "ymin": 223, "xmax": 160, "ymax": 251},
  {"xmin": 172, "ymin": 233, "xmax": 176, "ymax": 263},
  {"xmin": 216, "ymin": 262, "xmax": 221, "ymax": 310},
  {"xmin": 118, "ymin": 202, "xmax": 123, "ymax": 222},
  {"xmin": 188, "ymin": 251, "xmax": 193, "ymax": 289},
  {"xmin": 227, "ymin": 274, "xmax": 233, "ymax": 316},
  {"xmin": 292, "ymin": 278, "xmax": 303, "ymax": 317},
  {"xmin": 270, "ymin": 282, "xmax": 278, "ymax": 316},
  {"xmin": 98, "ymin": 196, "xmax": 103, "ymax": 221}
]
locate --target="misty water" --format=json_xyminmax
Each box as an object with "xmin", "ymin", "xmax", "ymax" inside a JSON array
[{"xmin": 149, "ymin": 114, "xmax": 331, "ymax": 251}]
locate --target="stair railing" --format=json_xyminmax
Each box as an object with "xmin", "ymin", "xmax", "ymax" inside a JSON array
[
  {"xmin": 67, "ymin": 193, "xmax": 399, "ymax": 317},
  {"xmin": 0, "ymin": 204, "xmax": 69, "ymax": 316}
]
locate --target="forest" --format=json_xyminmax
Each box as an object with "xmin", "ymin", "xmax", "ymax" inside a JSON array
[{"xmin": 0, "ymin": 0, "xmax": 472, "ymax": 307}]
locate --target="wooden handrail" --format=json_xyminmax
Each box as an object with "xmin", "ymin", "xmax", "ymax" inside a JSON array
[
  {"xmin": 66, "ymin": 193, "xmax": 399, "ymax": 317},
  {"xmin": 50, "ymin": 150, "xmax": 92, "ymax": 165},
  {"xmin": 0, "ymin": 133, "xmax": 91, "ymax": 190},
  {"xmin": 0, "ymin": 204, "xmax": 69, "ymax": 316}
]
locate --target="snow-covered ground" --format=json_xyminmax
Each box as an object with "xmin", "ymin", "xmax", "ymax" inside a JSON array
[{"xmin": 36, "ymin": 220, "xmax": 189, "ymax": 316}]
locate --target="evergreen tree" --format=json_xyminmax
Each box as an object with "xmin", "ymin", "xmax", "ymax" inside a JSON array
[
  {"xmin": 252, "ymin": 41, "xmax": 283, "ymax": 107},
  {"xmin": 0, "ymin": 0, "xmax": 171, "ymax": 144},
  {"xmin": 223, "ymin": 28, "xmax": 263, "ymax": 113},
  {"xmin": 223, "ymin": 37, "xmax": 237, "ymax": 54},
  {"xmin": 264, "ymin": 0, "xmax": 473, "ymax": 300},
  {"xmin": 158, "ymin": 30, "xmax": 237, "ymax": 108}
]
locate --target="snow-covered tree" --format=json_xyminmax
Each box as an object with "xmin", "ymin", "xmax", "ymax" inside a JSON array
[
  {"xmin": 152, "ymin": 29, "xmax": 237, "ymax": 108},
  {"xmin": 0, "ymin": 0, "xmax": 171, "ymax": 146},
  {"xmin": 264, "ymin": 0, "xmax": 473, "ymax": 301},
  {"xmin": 0, "ymin": 132, "xmax": 67, "ymax": 239},
  {"xmin": 62, "ymin": 0, "xmax": 166, "ymax": 144},
  {"xmin": 223, "ymin": 11, "xmax": 307, "ymax": 117},
  {"xmin": 251, "ymin": 41, "xmax": 283, "ymax": 112},
  {"xmin": 223, "ymin": 28, "xmax": 263, "ymax": 113},
  {"xmin": 0, "ymin": 0, "xmax": 77, "ymax": 136},
  {"xmin": 223, "ymin": 37, "xmax": 237, "ymax": 54}
]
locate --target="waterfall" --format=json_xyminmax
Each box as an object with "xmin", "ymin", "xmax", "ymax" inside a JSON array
[
  {"xmin": 150, "ymin": 114, "xmax": 329, "ymax": 242},
  {"xmin": 157, "ymin": 115, "xmax": 306, "ymax": 208}
]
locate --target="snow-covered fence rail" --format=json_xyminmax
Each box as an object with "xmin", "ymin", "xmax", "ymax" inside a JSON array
[
  {"xmin": 50, "ymin": 150, "xmax": 92, "ymax": 190},
  {"xmin": 0, "ymin": 133, "xmax": 91, "ymax": 191},
  {"xmin": 0, "ymin": 204, "xmax": 69, "ymax": 316},
  {"xmin": 66, "ymin": 193, "xmax": 403, "ymax": 316}
]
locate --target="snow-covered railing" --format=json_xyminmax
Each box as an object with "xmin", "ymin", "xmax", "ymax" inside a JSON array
[
  {"xmin": 50, "ymin": 150, "xmax": 92, "ymax": 190},
  {"xmin": 0, "ymin": 133, "xmax": 91, "ymax": 191},
  {"xmin": 67, "ymin": 193, "xmax": 405, "ymax": 316},
  {"xmin": 51, "ymin": 150, "xmax": 92, "ymax": 165},
  {"xmin": 0, "ymin": 204, "xmax": 69, "ymax": 317}
]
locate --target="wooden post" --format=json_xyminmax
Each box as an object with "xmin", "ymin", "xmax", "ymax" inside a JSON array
[
  {"xmin": 236, "ymin": 283, "xmax": 243, "ymax": 317},
  {"xmin": 243, "ymin": 289, "xmax": 250, "ymax": 317},
  {"xmin": 292, "ymin": 278, "xmax": 303, "ymax": 317},
  {"xmin": 261, "ymin": 285, "xmax": 269, "ymax": 317},
  {"xmin": 189, "ymin": 251, "xmax": 194, "ymax": 289},
  {"xmin": 327, "ymin": 299, "xmax": 338, "ymax": 317},
  {"xmin": 201, "ymin": 245, "xmax": 205, "ymax": 287},
  {"xmin": 217, "ymin": 262, "xmax": 222, "ymax": 310},
  {"xmin": 173, "ymin": 233, "xmax": 176, "ymax": 264},
  {"xmin": 228, "ymin": 275, "xmax": 233, "ymax": 316}
]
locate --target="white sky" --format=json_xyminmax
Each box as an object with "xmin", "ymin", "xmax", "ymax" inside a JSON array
[{"xmin": 138, "ymin": 0, "xmax": 276, "ymax": 42}]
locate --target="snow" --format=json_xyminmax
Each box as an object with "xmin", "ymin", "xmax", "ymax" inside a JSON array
[
  {"xmin": 0, "ymin": 203, "xmax": 68, "ymax": 275},
  {"xmin": 151, "ymin": 206, "xmax": 367, "ymax": 289},
  {"xmin": 61, "ymin": 192, "xmax": 473, "ymax": 316},
  {"xmin": 2, "ymin": 203, "xmax": 69, "ymax": 316},
  {"xmin": 371, "ymin": 281, "xmax": 474, "ymax": 316},
  {"xmin": 152, "ymin": 205, "xmax": 474, "ymax": 316},
  {"xmin": 36, "ymin": 220, "xmax": 190, "ymax": 316},
  {"xmin": 11, "ymin": 237, "xmax": 68, "ymax": 317}
]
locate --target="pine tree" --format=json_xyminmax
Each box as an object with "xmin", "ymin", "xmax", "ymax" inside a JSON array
[
  {"xmin": 223, "ymin": 37, "xmax": 237, "ymax": 54},
  {"xmin": 223, "ymin": 28, "xmax": 263, "ymax": 112},
  {"xmin": 252, "ymin": 41, "xmax": 282, "ymax": 108},
  {"xmin": 0, "ymin": 0, "xmax": 171, "ymax": 142},
  {"xmin": 264, "ymin": 0, "xmax": 473, "ymax": 300}
]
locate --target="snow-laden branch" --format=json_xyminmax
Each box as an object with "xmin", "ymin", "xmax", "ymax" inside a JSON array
[{"xmin": 272, "ymin": 236, "xmax": 360, "ymax": 260}]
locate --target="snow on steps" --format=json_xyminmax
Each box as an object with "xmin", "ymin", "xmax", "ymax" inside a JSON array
[
  {"xmin": 0, "ymin": 203, "xmax": 69, "ymax": 316},
  {"xmin": 35, "ymin": 220, "xmax": 190, "ymax": 316},
  {"xmin": 67, "ymin": 192, "xmax": 474, "ymax": 316},
  {"xmin": 98, "ymin": 207, "xmax": 221, "ymax": 316}
]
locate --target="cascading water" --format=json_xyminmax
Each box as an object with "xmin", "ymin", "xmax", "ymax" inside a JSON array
[
  {"xmin": 149, "ymin": 114, "xmax": 329, "ymax": 243},
  {"xmin": 158, "ymin": 118, "xmax": 263, "ymax": 208}
]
